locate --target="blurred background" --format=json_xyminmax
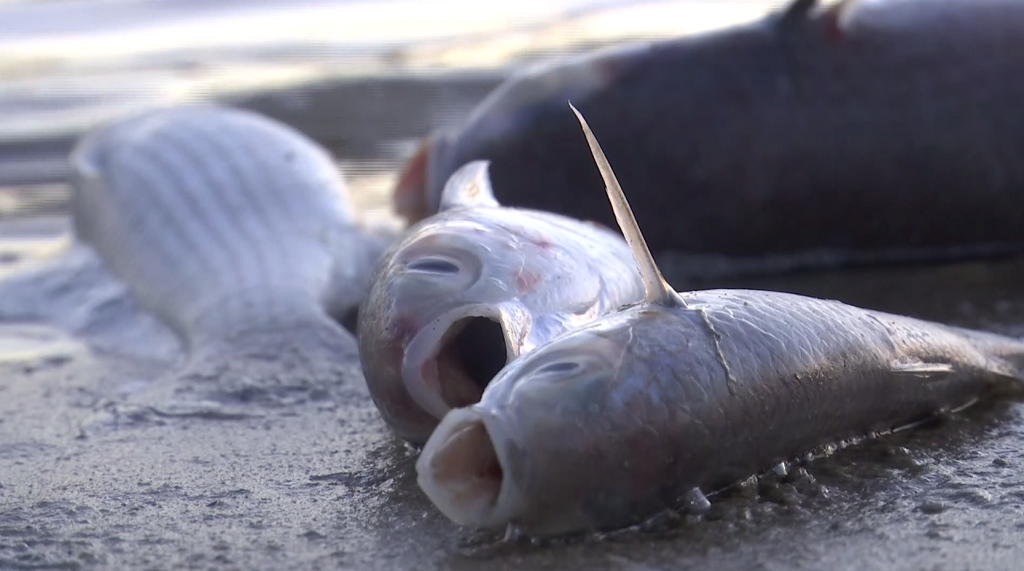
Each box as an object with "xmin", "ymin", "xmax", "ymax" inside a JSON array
[{"xmin": 0, "ymin": 0, "xmax": 778, "ymax": 226}]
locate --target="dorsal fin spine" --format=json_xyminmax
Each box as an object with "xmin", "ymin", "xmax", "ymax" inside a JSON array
[{"xmin": 568, "ymin": 102, "xmax": 684, "ymax": 308}]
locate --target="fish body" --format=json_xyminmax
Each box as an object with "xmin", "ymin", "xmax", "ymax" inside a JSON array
[
  {"xmin": 420, "ymin": 289, "xmax": 1024, "ymax": 534},
  {"xmin": 358, "ymin": 162, "xmax": 644, "ymax": 443},
  {"xmin": 70, "ymin": 105, "xmax": 384, "ymax": 398},
  {"xmin": 414, "ymin": 104, "xmax": 1024, "ymax": 535},
  {"xmin": 397, "ymin": 0, "xmax": 1024, "ymax": 271}
]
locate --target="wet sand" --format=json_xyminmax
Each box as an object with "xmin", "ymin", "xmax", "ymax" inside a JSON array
[
  {"xmin": 3, "ymin": 238, "xmax": 1024, "ymax": 571},
  {"xmin": 1, "ymin": 1, "xmax": 1023, "ymax": 569}
]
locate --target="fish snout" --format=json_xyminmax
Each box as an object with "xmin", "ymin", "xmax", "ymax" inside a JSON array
[
  {"xmin": 416, "ymin": 407, "xmax": 526, "ymax": 528},
  {"xmin": 360, "ymin": 234, "xmax": 513, "ymax": 443},
  {"xmin": 401, "ymin": 303, "xmax": 530, "ymax": 422},
  {"xmin": 417, "ymin": 404, "xmax": 593, "ymax": 535}
]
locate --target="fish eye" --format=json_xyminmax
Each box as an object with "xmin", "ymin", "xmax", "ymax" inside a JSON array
[
  {"xmin": 406, "ymin": 257, "xmax": 461, "ymax": 274},
  {"xmin": 535, "ymin": 361, "xmax": 582, "ymax": 375}
]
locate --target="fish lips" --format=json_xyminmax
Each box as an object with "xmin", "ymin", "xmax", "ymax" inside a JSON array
[
  {"xmin": 417, "ymin": 403, "xmax": 592, "ymax": 535},
  {"xmin": 401, "ymin": 302, "xmax": 531, "ymax": 421},
  {"xmin": 416, "ymin": 406, "xmax": 528, "ymax": 529}
]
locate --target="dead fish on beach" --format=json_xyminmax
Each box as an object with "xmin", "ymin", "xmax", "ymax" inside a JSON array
[
  {"xmin": 359, "ymin": 161, "xmax": 644, "ymax": 443},
  {"xmin": 415, "ymin": 105, "xmax": 1024, "ymax": 536},
  {"xmin": 396, "ymin": 0, "xmax": 1024, "ymax": 276},
  {"xmin": 71, "ymin": 105, "xmax": 387, "ymax": 402}
]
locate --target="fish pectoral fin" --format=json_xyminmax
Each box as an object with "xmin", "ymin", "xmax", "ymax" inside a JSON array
[
  {"xmin": 438, "ymin": 161, "xmax": 500, "ymax": 211},
  {"xmin": 890, "ymin": 359, "xmax": 956, "ymax": 377}
]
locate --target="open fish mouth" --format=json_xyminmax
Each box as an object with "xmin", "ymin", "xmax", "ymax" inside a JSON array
[
  {"xmin": 402, "ymin": 305, "xmax": 524, "ymax": 420},
  {"xmin": 416, "ymin": 407, "xmax": 524, "ymax": 528}
]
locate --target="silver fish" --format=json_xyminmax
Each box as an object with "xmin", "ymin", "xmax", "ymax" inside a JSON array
[
  {"xmin": 358, "ymin": 161, "xmax": 644, "ymax": 443},
  {"xmin": 71, "ymin": 105, "xmax": 385, "ymax": 399},
  {"xmin": 415, "ymin": 105, "xmax": 1024, "ymax": 535}
]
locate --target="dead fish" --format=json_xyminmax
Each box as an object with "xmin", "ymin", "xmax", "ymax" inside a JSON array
[
  {"xmin": 415, "ymin": 105, "xmax": 1024, "ymax": 536},
  {"xmin": 71, "ymin": 105, "xmax": 386, "ymax": 401},
  {"xmin": 395, "ymin": 0, "xmax": 1024, "ymax": 275},
  {"xmin": 358, "ymin": 161, "xmax": 644, "ymax": 443}
]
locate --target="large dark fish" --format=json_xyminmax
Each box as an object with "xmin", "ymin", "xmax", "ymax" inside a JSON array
[
  {"xmin": 359, "ymin": 161, "xmax": 644, "ymax": 443},
  {"xmin": 71, "ymin": 105, "xmax": 386, "ymax": 400},
  {"xmin": 415, "ymin": 106, "xmax": 1024, "ymax": 536},
  {"xmin": 395, "ymin": 0, "xmax": 1024, "ymax": 273}
]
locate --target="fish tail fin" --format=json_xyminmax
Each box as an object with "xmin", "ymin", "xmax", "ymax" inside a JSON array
[
  {"xmin": 70, "ymin": 105, "xmax": 371, "ymax": 409},
  {"xmin": 70, "ymin": 105, "xmax": 361, "ymax": 346}
]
